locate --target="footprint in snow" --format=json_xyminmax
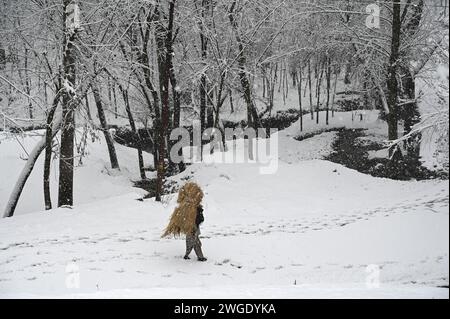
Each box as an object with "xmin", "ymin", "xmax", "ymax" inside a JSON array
[{"xmin": 343, "ymin": 265, "xmax": 354, "ymax": 269}]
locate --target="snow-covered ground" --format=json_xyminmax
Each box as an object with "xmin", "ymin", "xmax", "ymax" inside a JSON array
[{"xmin": 0, "ymin": 111, "xmax": 448, "ymax": 299}]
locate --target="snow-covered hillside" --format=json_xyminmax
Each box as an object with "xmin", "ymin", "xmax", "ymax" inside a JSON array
[
  {"xmin": 0, "ymin": 130, "xmax": 153, "ymax": 216},
  {"xmin": 0, "ymin": 112, "xmax": 448, "ymax": 299}
]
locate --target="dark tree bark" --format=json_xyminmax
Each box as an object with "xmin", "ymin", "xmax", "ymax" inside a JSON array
[
  {"xmin": 315, "ymin": 60, "xmax": 325, "ymax": 125},
  {"xmin": 325, "ymin": 57, "xmax": 331, "ymax": 126},
  {"xmin": 44, "ymin": 93, "xmax": 61, "ymax": 210},
  {"xmin": 401, "ymin": 0, "xmax": 424, "ymax": 158},
  {"xmin": 331, "ymin": 68, "xmax": 338, "ymax": 117},
  {"xmin": 112, "ymin": 80, "xmax": 118, "ymax": 119},
  {"xmin": 199, "ymin": 0, "xmax": 209, "ymax": 136},
  {"xmin": 24, "ymin": 47, "xmax": 33, "ymax": 120},
  {"xmin": 402, "ymin": 69, "xmax": 421, "ymax": 158},
  {"xmin": 154, "ymin": 0, "xmax": 176, "ymax": 201},
  {"xmin": 344, "ymin": 63, "xmax": 351, "ymax": 85},
  {"xmin": 85, "ymin": 94, "xmax": 92, "ymax": 121},
  {"xmin": 387, "ymin": 0, "xmax": 402, "ymax": 145},
  {"xmin": 58, "ymin": 0, "xmax": 78, "ymax": 207},
  {"xmin": 262, "ymin": 66, "xmax": 267, "ymax": 98},
  {"xmin": 308, "ymin": 60, "xmax": 314, "ymax": 120},
  {"xmin": 297, "ymin": 68, "xmax": 303, "ymax": 132},
  {"xmin": 0, "ymin": 45, "xmax": 5, "ymax": 69},
  {"xmin": 229, "ymin": 88, "xmax": 234, "ymax": 113},
  {"xmin": 91, "ymin": 81, "xmax": 120, "ymax": 170},
  {"xmin": 169, "ymin": 66, "xmax": 181, "ymax": 129}
]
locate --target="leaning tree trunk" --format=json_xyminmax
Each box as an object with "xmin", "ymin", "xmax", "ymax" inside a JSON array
[
  {"xmin": 3, "ymin": 114, "xmax": 62, "ymax": 218},
  {"xmin": 85, "ymin": 94, "xmax": 92, "ymax": 121},
  {"xmin": 91, "ymin": 81, "xmax": 120, "ymax": 170},
  {"xmin": 120, "ymin": 86, "xmax": 146, "ymax": 180}
]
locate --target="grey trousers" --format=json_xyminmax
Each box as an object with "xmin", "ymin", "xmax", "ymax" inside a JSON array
[{"xmin": 185, "ymin": 228, "xmax": 205, "ymax": 259}]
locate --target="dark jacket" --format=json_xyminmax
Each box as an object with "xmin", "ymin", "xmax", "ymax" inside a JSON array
[{"xmin": 196, "ymin": 205, "xmax": 204, "ymax": 227}]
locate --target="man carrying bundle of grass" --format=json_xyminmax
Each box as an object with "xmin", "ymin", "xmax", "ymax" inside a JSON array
[{"xmin": 162, "ymin": 182, "xmax": 207, "ymax": 262}]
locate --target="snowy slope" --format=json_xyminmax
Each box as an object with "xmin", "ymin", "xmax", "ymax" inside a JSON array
[{"xmin": 0, "ymin": 130, "xmax": 153, "ymax": 216}]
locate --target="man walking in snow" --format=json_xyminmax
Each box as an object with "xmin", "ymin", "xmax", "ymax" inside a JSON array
[
  {"xmin": 162, "ymin": 182, "xmax": 207, "ymax": 262},
  {"xmin": 184, "ymin": 204, "xmax": 207, "ymax": 261}
]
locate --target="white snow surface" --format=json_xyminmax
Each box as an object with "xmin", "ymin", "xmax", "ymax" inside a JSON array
[{"xmin": 0, "ymin": 111, "xmax": 448, "ymax": 299}]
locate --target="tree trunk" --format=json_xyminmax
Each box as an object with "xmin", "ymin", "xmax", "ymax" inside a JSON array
[
  {"xmin": 297, "ymin": 68, "xmax": 303, "ymax": 132},
  {"xmin": 170, "ymin": 67, "xmax": 181, "ymax": 129},
  {"xmin": 169, "ymin": 49, "xmax": 183, "ymax": 170},
  {"xmin": 155, "ymin": 0, "xmax": 176, "ymax": 201},
  {"xmin": 85, "ymin": 94, "xmax": 92, "ymax": 121},
  {"xmin": 43, "ymin": 94, "xmax": 61, "ymax": 210},
  {"xmin": 331, "ymin": 69, "xmax": 338, "ymax": 117},
  {"xmin": 199, "ymin": 0, "xmax": 209, "ymax": 138},
  {"xmin": 58, "ymin": 1, "xmax": 78, "ymax": 207},
  {"xmin": 262, "ymin": 66, "xmax": 266, "ymax": 98},
  {"xmin": 229, "ymin": 88, "xmax": 234, "ymax": 113},
  {"xmin": 316, "ymin": 61, "xmax": 325, "ymax": 125},
  {"xmin": 120, "ymin": 86, "xmax": 146, "ymax": 180},
  {"xmin": 387, "ymin": 0, "xmax": 402, "ymax": 145},
  {"xmin": 308, "ymin": 61, "xmax": 314, "ymax": 120},
  {"xmin": 24, "ymin": 47, "xmax": 33, "ymax": 120},
  {"xmin": 402, "ymin": 0, "xmax": 424, "ymax": 159},
  {"xmin": 91, "ymin": 81, "xmax": 120, "ymax": 170},
  {"xmin": 325, "ymin": 57, "xmax": 331, "ymax": 125},
  {"xmin": 401, "ymin": 76, "xmax": 416, "ymax": 122}
]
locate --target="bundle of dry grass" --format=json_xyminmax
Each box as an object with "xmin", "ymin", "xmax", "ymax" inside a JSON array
[{"xmin": 162, "ymin": 182, "xmax": 204, "ymax": 238}]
